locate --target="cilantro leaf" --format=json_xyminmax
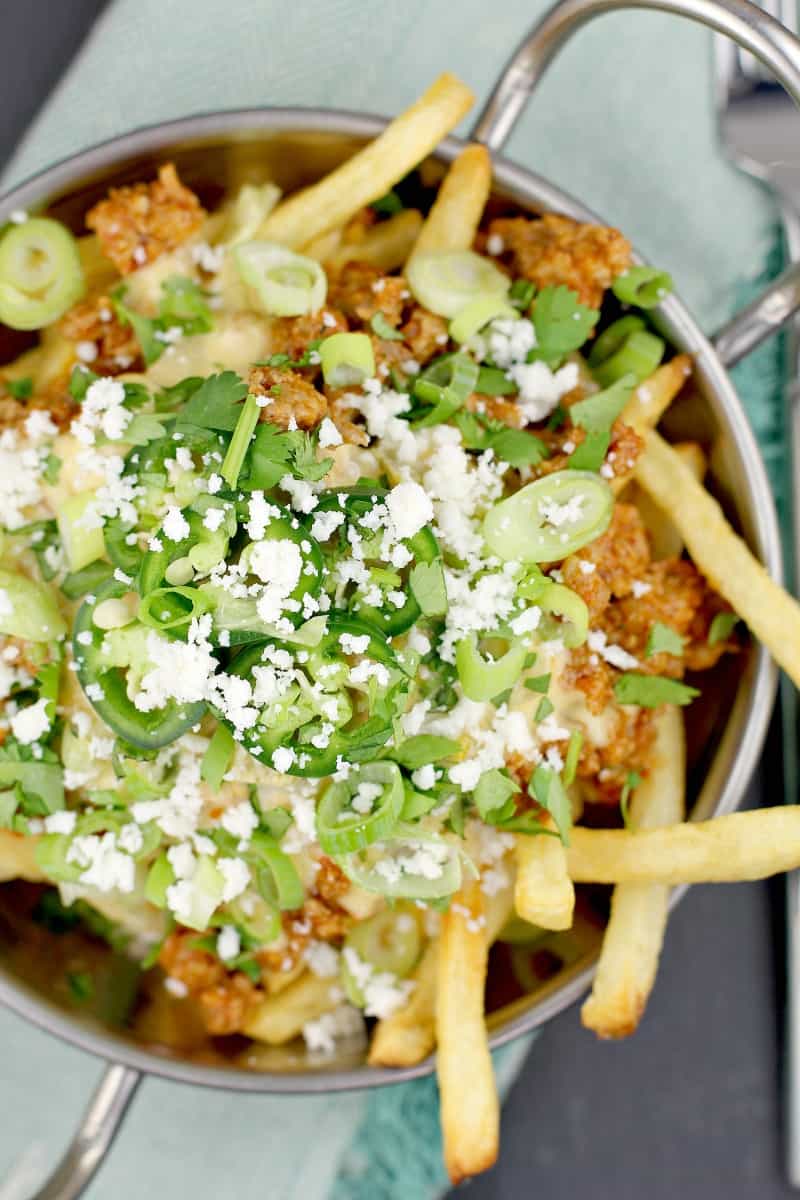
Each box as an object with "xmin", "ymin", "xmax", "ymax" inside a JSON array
[
  {"xmin": 6, "ymin": 376, "xmax": 32, "ymax": 400},
  {"xmin": 288, "ymin": 432, "xmax": 334, "ymax": 483},
  {"xmin": 529, "ymin": 765, "xmax": 572, "ymax": 844},
  {"xmin": 370, "ymin": 312, "xmax": 404, "ymax": 341},
  {"xmin": 535, "ymin": 697, "xmax": 554, "ymax": 721},
  {"xmin": 112, "ymin": 292, "xmax": 164, "ymax": 366},
  {"xmin": 567, "ymin": 430, "xmax": 610, "ymax": 472},
  {"xmin": 569, "ymin": 374, "xmax": 636, "ymax": 433},
  {"xmin": 452, "ymin": 410, "xmax": 547, "ymax": 468},
  {"xmin": 709, "ymin": 612, "xmax": 739, "ymax": 645},
  {"xmin": 475, "ymin": 366, "xmax": 516, "ymax": 396},
  {"xmin": 524, "ymin": 673, "xmax": 550, "ymax": 694},
  {"xmin": 257, "ymin": 340, "xmax": 322, "ymax": 370},
  {"xmin": 113, "ymin": 277, "xmax": 213, "ymax": 366},
  {"xmin": 409, "ymin": 560, "xmax": 448, "ymax": 617},
  {"xmin": 474, "ymin": 768, "xmax": 520, "ymax": 820},
  {"xmin": 530, "ymin": 285, "xmax": 599, "ymax": 366},
  {"xmin": 393, "ymin": 735, "xmax": 460, "ymax": 769},
  {"xmin": 371, "ymin": 190, "xmax": 404, "ymax": 216},
  {"xmin": 614, "ymin": 673, "xmax": 699, "ymax": 707},
  {"xmin": 509, "ymin": 279, "xmax": 536, "ymax": 311},
  {"xmin": 180, "ymin": 371, "xmax": 248, "ymax": 431},
  {"xmin": 645, "ymin": 622, "xmax": 685, "ymax": 658},
  {"xmin": 0, "ymin": 740, "xmax": 64, "ymax": 816}
]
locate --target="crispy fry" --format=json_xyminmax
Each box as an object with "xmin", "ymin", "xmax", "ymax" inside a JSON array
[
  {"xmin": 369, "ymin": 873, "xmax": 514, "ymax": 1068},
  {"xmin": 326, "ymin": 209, "xmax": 423, "ymax": 273},
  {"xmin": 259, "ymin": 75, "xmax": 474, "ymax": 249},
  {"xmin": 302, "ymin": 228, "xmax": 344, "ymax": 264},
  {"xmin": 407, "ymin": 144, "xmax": 492, "ymax": 264},
  {"xmin": 242, "ymin": 971, "xmax": 339, "ymax": 1045},
  {"xmin": 436, "ymin": 880, "xmax": 498, "ymax": 1183},
  {"xmin": 567, "ymin": 807, "xmax": 800, "ymax": 884},
  {"xmin": 636, "ymin": 428, "xmax": 800, "ymax": 688},
  {"xmin": 514, "ymin": 819, "xmax": 575, "ymax": 931},
  {"xmin": 0, "ymin": 831, "xmax": 43, "ymax": 882},
  {"xmin": 633, "ymin": 440, "xmax": 707, "ymax": 559},
  {"xmin": 619, "ymin": 354, "xmax": 692, "ymax": 437},
  {"xmin": 581, "ymin": 706, "xmax": 685, "ymax": 1038}
]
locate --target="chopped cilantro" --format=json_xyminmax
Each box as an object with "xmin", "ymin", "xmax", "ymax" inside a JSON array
[
  {"xmin": 709, "ymin": 612, "xmax": 739, "ymax": 645},
  {"xmin": 614, "ymin": 673, "xmax": 700, "ymax": 707},
  {"xmin": 569, "ymin": 374, "xmax": 636, "ymax": 433},
  {"xmin": 474, "ymin": 768, "xmax": 520, "ymax": 820},
  {"xmin": 529, "ymin": 765, "xmax": 572, "ymax": 844},
  {"xmin": 524, "ymin": 673, "xmax": 551, "ymax": 694},
  {"xmin": 260, "ymin": 808, "xmax": 293, "ymax": 841},
  {"xmin": 42, "ymin": 453, "xmax": 62, "ymax": 485},
  {"xmin": 535, "ymin": 697, "xmax": 554, "ymax": 721},
  {"xmin": 646, "ymin": 622, "xmax": 685, "ymax": 658},
  {"xmin": 509, "ymin": 279, "xmax": 536, "ymax": 311},
  {"xmin": 475, "ymin": 365, "xmax": 516, "ymax": 396},
  {"xmin": 113, "ymin": 277, "xmax": 213, "ymax": 366},
  {"xmin": 6, "ymin": 376, "xmax": 33, "ymax": 400},
  {"xmin": 530, "ymin": 285, "xmax": 599, "ymax": 367},
  {"xmin": 393, "ymin": 735, "xmax": 460, "ymax": 769},
  {"xmin": 67, "ymin": 971, "xmax": 94, "ymax": 1003},
  {"xmin": 258, "ymin": 339, "xmax": 322, "ymax": 370},
  {"xmin": 371, "ymin": 312, "xmax": 404, "ymax": 341},
  {"xmin": 409, "ymin": 560, "xmax": 448, "ymax": 617},
  {"xmin": 567, "ymin": 430, "xmax": 610, "ymax": 471},
  {"xmin": 452, "ymin": 410, "xmax": 547, "ymax": 467},
  {"xmin": 179, "ymin": 371, "xmax": 248, "ymax": 431},
  {"xmin": 371, "ymin": 190, "xmax": 404, "ymax": 216}
]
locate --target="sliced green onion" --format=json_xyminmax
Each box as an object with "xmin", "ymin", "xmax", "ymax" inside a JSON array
[
  {"xmin": 613, "ymin": 673, "xmax": 700, "ymax": 708},
  {"xmin": 449, "ymin": 294, "xmax": 516, "ymax": 344},
  {"xmin": 537, "ymin": 581, "xmax": 589, "ymax": 648},
  {"xmin": 317, "ymin": 762, "xmax": 404, "ymax": 855},
  {"xmin": 483, "ymin": 470, "xmax": 613, "ymax": 564},
  {"xmin": 588, "ymin": 316, "xmax": 665, "ymax": 387},
  {"xmin": 567, "ymin": 430, "xmax": 610, "ymax": 472},
  {"xmin": 319, "ymin": 332, "xmax": 375, "ymax": 388},
  {"xmin": 406, "ymin": 250, "xmax": 510, "ymax": 318},
  {"xmin": 138, "ymin": 586, "xmax": 212, "ymax": 635},
  {"xmin": 337, "ymin": 827, "xmax": 465, "ymax": 900},
  {"xmin": 57, "ymin": 492, "xmax": 106, "ymax": 574},
  {"xmin": 233, "ymin": 240, "xmax": 327, "ymax": 317},
  {"xmin": 220, "ymin": 392, "xmax": 259, "ymax": 488},
  {"xmin": 247, "ymin": 832, "xmax": 303, "ymax": 910},
  {"xmin": 227, "ymin": 893, "xmax": 280, "ymax": 943},
  {"xmin": 612, "ymin": 265, "xmax": 674, "ymax": 309},
  {"xmin": 569, "ymin": 374, "xmax": 636, "ymax": 433},
  {"xmin": 344, "ymin": 909, "xmax": 421, "ymax": 979},
  {"xmin": 412, "ymin": 352, "xmax": 478, "ymax": 427},
  {"xmin": 0, "ymin": 568, "xmax": 66, "ymax": 641},
  {"xmin": 200, "ymin": 724, "xmax": 236, "ymax": 791},
  {"xmin": 0, "ymin": 217, "xmax": 85, "ymax": 330},
  {"xmin": 370, "ymin": 312, "xmax": 404, "ymax": 341},
  {"xmin": 408, "ymin": 560, "xmax": 447, "ymax": 616},
  {"xmin": 529, "ymin": 765, "xmax": 572, "ymax": 845},
  {"xmin": 455, "ymin": 634, "xmax": 526, "ymax": 701},
  {"xmin": 392, "ymin": 735, "xmax": 459, "ymax": 770},
  {"xmin": 60, "ymin": 560, "xmax": 115, "ymax": 601},
  {"xmin": 708, "ymin": 611, "xmax": 739, "ymax": 645},
  {"xmin": 563, "ymin": 730, "xmax": 583, "ymax": 786}
]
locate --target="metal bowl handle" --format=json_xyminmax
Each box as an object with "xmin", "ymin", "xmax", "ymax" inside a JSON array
[
  {"xmin": 473, "ymin": 0, "xmax": 800, "ymax": 362},
  {"xmin": 20, "ymin": 1064, "xmax": 141, "ymax": 1200}
]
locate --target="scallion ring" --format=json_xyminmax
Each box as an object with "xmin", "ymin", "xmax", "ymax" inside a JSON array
[
  {"xmin": 406, "ymin": 249, "xmax": 510, "ymax": 318},
  {"xmin": 455, "ymin": 634, "xmax": 527, "ymax": 701},
  {"xmin": 0, "ymin": 217, "xmax": 85, "ymax": 330},
  {"xmin": 316, "ymin": 762, "xmax": 404, "ymax": 855},
  {"xmin": 336, "ymin": 827, "xmax": 466, "ymax": 900},
  {"xmin": 612, "ymin": 265, "xmax": 674, "ymax": 309},
  {"xmin": 319, "ymin": 332, "xmax": 375, "ymax": 388},
  {"xmin": 449, "ymin": 294, "xmax": 517, "ymax": 344},
  {"xmin": 588, "ymin": 315, "xmax": 665, "ymax": 386},
  {"xmin": 233, "ymin": 240, "xmax": 327, "ymax": 317},
  {"xmin": 536, "ymin": 581, "xmax": 589, "ymax": 647},
  {"xmin": 483, "ymin": 469, "xmax": 614, "ymax": 564}
]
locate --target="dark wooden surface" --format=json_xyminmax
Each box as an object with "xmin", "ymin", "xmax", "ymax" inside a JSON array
[{"xmin": 0, "ymin": 4, "xmax": 794, "ymax": 1196}]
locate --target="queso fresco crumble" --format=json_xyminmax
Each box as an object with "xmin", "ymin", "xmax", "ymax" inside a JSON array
[{"xmin": 0, "ymin": 161, "xmax": 738, "ymax": 1049}]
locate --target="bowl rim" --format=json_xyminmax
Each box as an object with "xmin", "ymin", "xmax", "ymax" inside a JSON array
[{"xmin": 0, "ymin": 105, "xmax": 781, "ymax": 1094}]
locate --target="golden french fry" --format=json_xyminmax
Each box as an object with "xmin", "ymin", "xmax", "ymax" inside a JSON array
[
  {"xmin": 436, "ymin": 880, "xmax": 499, "ymax": 1183},
  {"xmin": 0, "ymin": 831, "xmax": 44, "ymax": 882},
  {"xmin": 633, "ymin": 440, "xmax": 706, "ymax": 559},
  {"xmin": 619, "ymin": 354, "xmax": 693, "ymax": 437},
  {"xmin": 636, "ymin": 428, "xmax": 800, "ymax": 688},
  {"xmin": 301, "ymin": 228, "xmax": 343, "ymax": 264},
  {"xmin": 568, "ymin": 807, "xmax": 800, "ymax": 884},
  {"xmin": 514, "ymin": 820, "xmax": 575, "ymax": 931},
  {"xmin": 407, "ymin": 144, "xmax": 492, "ymax": 264},
  {"xmin": 259, "ymin": 74, "xmax": 474, "ymax": 248},
  {"xmin": 242, "ymin": 971, "xmax": 340, "ymax": 1044},
  {"xmin": 581, "ymin": 706, "xmax": 685, "ymax": 1038},
  {"xmin": 369, "ymin": 871, "xmax": 514, "ymax": 1068},
  {"xmin": 326, "ymin": 209, "xmax": 424, "ymax": 273}
]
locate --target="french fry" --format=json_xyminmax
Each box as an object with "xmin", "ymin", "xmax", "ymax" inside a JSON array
[
  {"xmin": 242, "ymin": 971, "xmax": 340, "ymax": 1045},
  {"xmin": 567, "ymin": 807, "xmax": 800, "ymax": 884},
  {"xmin": 302, "ymin": 228, "xmax": 343, "ymax": 264},
  {"xmin": 369, "ymin": 871, "xmax": 514, "ymax": 1068},
  {"xmin": 326, "ymin": 209, "xmax": 424, "ymax": 273},
  {"xmin": 407, "ymin": 144, "xmax": 491, "ymax": 264},
  {"xmin": 619, "ymin": 354, "xmax": 692, "ymax": 437},
  {"xmin": 633, "ymin": 440, "xmax": 707, "ymax": 559},
  {"xmin": 0, "ymin": 831, "xmax": 44, "ymax": 882},
  {"xmin": 581, "ymin": 706, "xmax": 685, "ymax": 1038},
  {"xmin": 259, "ymin": 74, "xmax": 474, "ymax": 248},
  {"xmin": 514, "ymin": 819, "xmax": 575, "ymax": 931},
  {"xmin": 436, "ymin": 880, "xmax": 499, "ymax": 1183},
  {"xmin": 635, "ymin": 428, "xmax": 800, "ymax": 688}
]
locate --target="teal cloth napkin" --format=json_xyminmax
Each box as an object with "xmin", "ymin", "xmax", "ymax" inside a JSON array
[{"xmin": 0, "ymin": 2, "xmax": 785, "ymax": 1197}]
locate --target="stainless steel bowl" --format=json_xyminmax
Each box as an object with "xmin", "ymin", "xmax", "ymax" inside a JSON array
[{"xmin": 3, "ymin": 0, "xmax": 800, "ymax": 1195}]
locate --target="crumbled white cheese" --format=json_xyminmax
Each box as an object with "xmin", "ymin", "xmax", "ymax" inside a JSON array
[
  {"xmin": 385, "ymin": 480, "xmax": 433, "ymax": 542},
  {"xmin": 70, "ymin": 377, "xmax": 131, "ymax": 445},
  {"xmin": 342, "ymin": 947, "xmax": 415, "ymax": 1019},
  {"xmin": 304, "ymin": 941, "xmax": 340, "ymax": 977},
  {"xmin": 10, "ymin": 698, "xmax": 51, "ymax": 745},
  {"xmin": 318, "ymin": 417, "xmax": 343, "ymax": 448},
  {"xmin": 217, "ymin": 925, "xmax": 241, "ymax": 961},
  {"xmin": 302, "ymin": 1002, "xmax": 364, "ymax": 1054},
  {"xmin": 586, "ymin": 629, "xmax": 639, "ymax": 671},
  {"xmin": 162, "ymin": 506, "xmax": 191, "ymax": 542},
  {"xmin": 220, "ymin": 801, "xmax": 258, "ymax": 841},
  {"xmin": 508, "ymin": 360, "xmax": 579, "ymax": 423},
  {"xmin": 487, "ymin": 317, "xmax": 536, "ymax": 368}
]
